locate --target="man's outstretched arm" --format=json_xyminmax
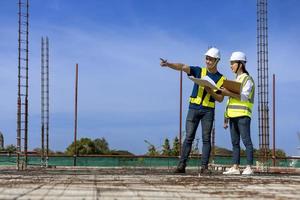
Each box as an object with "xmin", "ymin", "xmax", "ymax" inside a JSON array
[{"xmin": 160, "ymin": 58, "xmax": 190, "ymax": 74}]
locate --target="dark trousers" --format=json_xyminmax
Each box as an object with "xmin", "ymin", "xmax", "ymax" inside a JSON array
[
  {"xmin": 229, "ymin": 116, "xmax": 254, "ymax": 165},
  {"xmin": 179, "ymin": 108, "xmax": 214, "ymax": 167}
]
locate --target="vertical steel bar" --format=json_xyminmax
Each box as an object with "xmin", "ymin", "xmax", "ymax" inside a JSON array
[
  {"xmin": 17, "ymin": 0, "xmax": 22, "ymax": 170},
  {"xmin": 272, "ymin": 74, "xmax": 276, "ymax": 166},
  {"xmin": 262, "ymin": 0, "xmax": 266, "ymax": 156},
  {"xmin": 257, "ymin": 0, "xmax": 269, "ymax": 163},
  {"xmin": 74, "ymin": 64, "xmax": 78, "ymax": 166},
  {"xmin": 179, "ymin": 70, "xmax": 182, "ymax": 157},
  {"xmin": 46, "ymin": 37, "xmax": 49, "ymax": 165},
  {"xmin": 41, "ymin": 37, "xmax": 44, "ymax": 166},
  {"xmin": 17, "ymin": 0, "xmax": 29, "ymax": 170},
  {"xmin": 266, "ymin": 0, "xmax": 270, "ymax": 158},
  {"xmin": 24, "ymin": 0, "xmax": 29, "ymax": 167}
]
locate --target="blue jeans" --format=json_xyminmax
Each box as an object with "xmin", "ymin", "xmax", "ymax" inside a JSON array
[
  {"xmin": 179, "ymin": 108, "xmax": 214, "ymax": 167},
  {"xmin": 229, "ymin": 116, "xmax": 253, "ymax": 165}
]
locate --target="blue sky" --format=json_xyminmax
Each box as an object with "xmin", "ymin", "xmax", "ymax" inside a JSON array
[{"xmin": 0, "ymin": 0, "xmax": 299, "ymax": 156}]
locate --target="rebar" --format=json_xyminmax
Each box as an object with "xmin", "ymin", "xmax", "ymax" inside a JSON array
[
  {"xmin": 17, "ymin": 0, "xmax": 29, "ymax": 170},
  {"xmin": 46, "ymin": 37, "xmax": 49, "ymax": 166},
  {"xmin": 257, "ymin": 0, "xmax": 270, "ymax": 163},
  {"xmin": 272, "ymin": 74, "xmax": 276, "ymax": 166},
  {"xmin": 41, "ymin": 37, "xmax": 49, "ymax": 167},
  {"xmin": 74, "ymin": 64, "xmax": 78, "ymax": 166},
  {"xmin": 41, "ymin": 37, "xmax": 45, "ymax": 166},
  {"xmin": 179, "ymin": 70, "xmax": 182, "ymax": 157}
]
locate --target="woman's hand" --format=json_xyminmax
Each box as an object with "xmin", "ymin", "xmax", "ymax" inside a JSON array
[
  {"xmin": 204, "ymin": 86, "xmax": 213, "ymax": 94},
  {"xmin": 219, "ymin": 87, "xmax": 230, "ymax": 96}
]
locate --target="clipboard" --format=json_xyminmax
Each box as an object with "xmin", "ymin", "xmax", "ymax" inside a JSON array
[
  {"xmin": 188, "ymin": 76, "xmax": 218, "ymax": 90},
  {"xmin": 223, "ymin": 80, "xmax": 241, "ymax": 94}
]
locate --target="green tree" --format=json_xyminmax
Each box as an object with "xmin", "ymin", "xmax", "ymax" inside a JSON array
[
  {"xmin": 240, "ymin": 148, "xmax": 246, "ymax": 156},
  {"xmin": 33, "ymin": 147, "xmax": 43, "ymax": 154},
  {"xmin": 65, "ymin": 138, "xmax": 96, "ymax": 155},
  {"xmin": 172, "ymin": 136, "xmax": 180, "ymax": 156},
  {"xmin": 33, "ymin": 147, "xmax": 54, "ymax": 155},
  {"xmin": 162, "ymin": 138, "xmax": 171, "ymax": 156},
  {"xmin": 94, "ymin": 138, "xmax": 110, "ymax": 154},
  {"xmin": 54, "ymin": 151, "xmax": 64, "ymax": 155},
  {"xmin": 274, "ymin": 149, "xmax": 286, "ymax": 158},
  {"xmin": 144, "ymin": 140, "xmax": 159, "ymax": 156},
  {"xmin": 110, "ymin": 150, "xmax": 134, "ymax": 155},
  {"xmin": 214, "ymin": 146, "xmax": 232, "ymax": 156},
  {"xmin": 5, "ymin": 144, "xmax": 17, "ymax": 153},
  {"xmin": 147, "ymin": 145, "xmax": 159, "ymax": 156},
  {"xmin": 252, "ymin": 148, "xmax": 287, "ymax": 158}
]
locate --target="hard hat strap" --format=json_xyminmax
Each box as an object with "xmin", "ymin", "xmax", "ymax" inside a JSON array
[{"xmin": 212, "ymin": 58, "xmax": 219, "ymax": 68}]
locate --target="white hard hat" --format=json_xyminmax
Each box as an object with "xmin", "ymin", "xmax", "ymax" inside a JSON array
[
  {"xmin": 230, "ymin": 51, "xmax": 247, "ymax": 62},
  {"xmin": 205, "ymin": 47, "xmax": 220, "ymax": 59}
]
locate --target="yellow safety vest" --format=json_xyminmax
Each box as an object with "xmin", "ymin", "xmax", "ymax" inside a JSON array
[
  {"xmin": 189, "ymin": 68, "xmax": 225, "ymax": 108},
  {"xmin": 225, "ymin": 73, "xmax": 255, "ymax": 118}
]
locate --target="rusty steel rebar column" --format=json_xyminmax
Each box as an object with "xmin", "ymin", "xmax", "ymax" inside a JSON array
[
  {"xmin": 272, "ymin": 74, "xmax": 276, "ymax": 166},
  {"xmin": 40, "ymin": 37, "xmax": 49, "ymax": 167},
  {"xmin": 257, "ymin": 0, "xmax": 270, "ymax": 163},
  {"xmin": 17, "ymin": 0, "xmax": 29, "ymax": 170},
  {"xmin": 17, "ymin": 0, "xmax": 22, "ymax": 170},
  {"xmin": 74, "ymin": 64, "xmax": 78, "ymax": 166},
  {"xmin": 24, "ymin": 0, "xmax": 29, "ymax": 168},
  {"xmin": 179, "ymin": 70, "xmax": 182, "ymax": 157},
  {"xmin": 41, "ymin": 37, "xmax": 45, "ymax": 166},
  {"xmin": 45, "ymin": 37, "xmax": 49, "ymax": 166}
]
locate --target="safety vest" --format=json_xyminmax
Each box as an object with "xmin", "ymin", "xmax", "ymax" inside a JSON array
[
  {"xmin": 225, "ymin": 73, "xmax": 255, "ymax": 118},
  {"xmin": 189, "ymin": 68, "xmax": 225, "ymax": 108}
]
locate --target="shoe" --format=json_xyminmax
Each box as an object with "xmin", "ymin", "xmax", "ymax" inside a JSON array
[
  {"xmin": 200, "ymin": 167, "xmax": 212, "ymax": 175},
  {"xmin": 174, "ymin": 167, "xmax": 185, "ymax": 173},
  {"xmin": 223, "ymin": 166, "xmax": 240, "ymax": 175},
  {"xmin": 174, "ymin": 163, "xmax": 186, "ymax": 173},
  {"xmin": 242, "ymin": 166, "xmax": 254, "ymax": 175}
]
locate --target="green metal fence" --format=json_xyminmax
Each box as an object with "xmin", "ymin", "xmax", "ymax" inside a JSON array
[{"xmin": 1, "ymin": 155, "xmax": 300, "ymax": 168}]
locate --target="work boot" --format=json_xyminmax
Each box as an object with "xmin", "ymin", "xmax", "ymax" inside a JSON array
[
  {"xmin": 174, "ymin": 163, "xmax": 186, "ymax": 173},
  {"xmin": 200, "ymin": 165, "xmax": 212, "ymax": 175}
]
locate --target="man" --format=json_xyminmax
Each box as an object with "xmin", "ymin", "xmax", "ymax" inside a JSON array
[{"xmin": 160, "ymin": 47, "xmax": 225, "ymax": 174}]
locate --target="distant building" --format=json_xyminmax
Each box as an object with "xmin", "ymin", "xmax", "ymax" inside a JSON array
[{"xmin": 0, "ymin": 131, "xmax": 3, "ymax": 149}]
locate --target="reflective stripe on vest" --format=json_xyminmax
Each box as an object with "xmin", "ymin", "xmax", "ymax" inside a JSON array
[
  {"xmin": 226, "ymin": 74, "xmax": 255, "ymax": 118},
  {"xmin": 189, "ymin": 68, "xmax": 225, "ymax": 108}
]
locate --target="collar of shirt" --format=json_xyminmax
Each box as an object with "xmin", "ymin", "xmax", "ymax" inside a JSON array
[{"xmin": 235, "ymin": 73, "xmax": 247, "ymax": 81}]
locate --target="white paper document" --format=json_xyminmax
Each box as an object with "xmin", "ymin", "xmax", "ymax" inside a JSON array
[{"xmin": 188, "ymin": 75, "xmax": 218, "ymax": 90}]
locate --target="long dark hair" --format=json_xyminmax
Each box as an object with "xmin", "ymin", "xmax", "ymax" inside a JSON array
[{"xmin": 240, "ymin": 62, "xmax": 249, "ymax": 75}]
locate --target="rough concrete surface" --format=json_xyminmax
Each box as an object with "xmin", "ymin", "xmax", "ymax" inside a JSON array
[{"xmin": 0, "ymin": 167, "xmax": 299, "ymax": 199}]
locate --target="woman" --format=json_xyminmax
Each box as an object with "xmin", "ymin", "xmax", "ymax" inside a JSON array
[{"xmin": 220, "ymin": 51, "xmax": 255, "ymax": 175}]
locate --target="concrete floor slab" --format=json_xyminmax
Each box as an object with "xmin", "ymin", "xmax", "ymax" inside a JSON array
[{"xmin": 0, "ymin": 167, "xmax": 299, "ymax": 199}]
